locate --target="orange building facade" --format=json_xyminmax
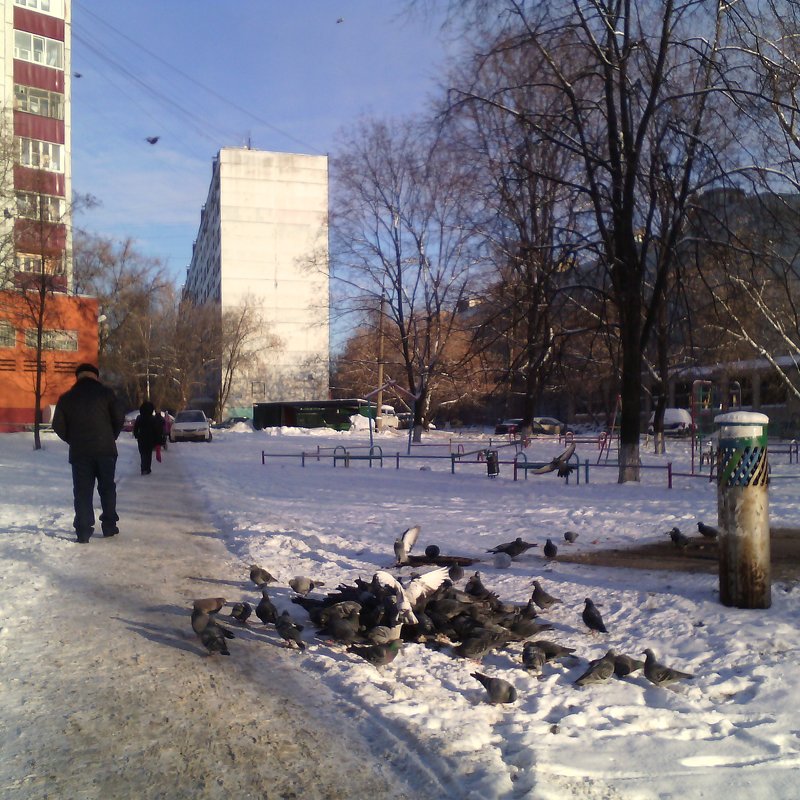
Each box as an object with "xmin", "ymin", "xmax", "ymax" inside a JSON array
[{"xmin": 0, "ymin": 289, "xmax": 97, "ymax": 427}]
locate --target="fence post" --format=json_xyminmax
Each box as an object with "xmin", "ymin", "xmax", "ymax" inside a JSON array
[
  {"xmin": 716, "ymin": 412, "xmax": 770, "ymax": 609},
  {"xmin": 584, "ymin": 459, "xmax": 589, "ymax": 484},
  {"xmin": 667, "ymin": 462, "xmax": 672, "ymax": 489}
]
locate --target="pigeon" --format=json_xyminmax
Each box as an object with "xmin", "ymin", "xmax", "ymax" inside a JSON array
[
  {"xmin": 697, "ymin": 521, "xmax": 720, "ymax": 539},
  {"xmin": 509, "ymin": 617, "xmax": 553, "ymax": 638},
  {"xmin": 493, "ymin": 552, "xmax": 513, "ymax": 569},
  {"xmin": 448, "ymin": 564, "xmax": 464, "ymax": 582},
  {"xmin": 190, "ymin": 608, "xmax": 234, "ymax": 639},
  {"xmin": 574, "ymin": 649, "xmax": 616, "ymax": 686},
  {"xmin": 191, "ymin": 609, "xmax": 234, "ymax": 656},
  {"xmin": 564, "ymin": 531, "xmax": 579, "ymax": 543},
  {"xmin": 531, "ymin": 580, "xmax": 562, "ymax": 610},
  {"xmin": 668, "ymin": 527, "xmax": 690, "ymax": 549},
  {"xmin": 454, "ymin": 633, "xmax": 509, "ymax": 660},
  {"xmin": 318, "ymin": 614, "xmax": 360, "ymax": 644},
  {"xmin": 394, "ymin": 525, "xmax": 420, "ymax": 564},
  {"xmin": 348, "ymin": 639, "xmax": 402, "ymax": 667},
  {"xmin": 471, "ymin": 671, "xmax": 517, "ymax": 704},
  {"xmin": 192, "ymin": 597, "xmax": 226, "ymax": 614},
  {"xmin": 582, "ymin": 597, "xmax": 607, "ymax": 633},
  {"xmin": 464, "ymin": 571, "xmax": 492, "ymax": 599},
  {"xmin": 530, "ymin": 442, "xmax": 576, "ymax": 477},
  {"xmin": 366, "ymin": 624, "xmax": 401, "ymax": 645},
  {"xmin": 250, "ymin": 564, "xmax": 277, "ymax": 587},
  {"xmin": 613, "ymin": 653, "xmax": 645, "ymax": 678},
  {"xmin": 643, "ymin": 648, "xmax": 693, "ymax": 687},
  {"xmin": 521, "ymin": 643, "xmax": 547, "ymax": 674},
  {"xmin": 230, "ymin": 601, "xmax": 252, "ymax": 624},
  {"xmin": 289, "ymin": 576, "xmax": 325, "ymax": 596},
  {"xmin": 527, "ymin": 639, "xmax": 577, "ymax": 662},
  {"xmin": 486, "ymin": 537, "xmax": 537, "ymax": 559},
  {"xmin": 543, "ymin": 539, "xmax": 558, "ymax": 559},
  {"xmin": 145, "ymin": 136, "xmax": 160, "ymax": 145},
  {"xmin": 372, "ymin": 566, "xmax": 449, "ymax": 626},
  {"xmin": 275, "ymin": 610, "xmax": 306, "ymax": 650},
  {"xmin": 255, "ymin": 587, "xmax": 278, "ymax": 626},
  {"xmin": 425, "ymin": 544, "xmax": 440, "ymax": 558}
]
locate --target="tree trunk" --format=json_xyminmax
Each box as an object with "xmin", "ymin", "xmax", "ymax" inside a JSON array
[{"xmin": 618, "ymin": 325, "xmax": 642, "ymax": 482}]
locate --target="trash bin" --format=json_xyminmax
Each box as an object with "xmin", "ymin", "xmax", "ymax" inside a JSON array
[
  {"xmin": 486, "ymin": 449, "xmax": 499, "ymax": 478},
  {"xmin": 716, "ymin": 411, "xmax": 770, "ymax": 609}
]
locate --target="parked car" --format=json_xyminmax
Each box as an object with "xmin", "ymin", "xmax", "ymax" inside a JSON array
[
  {"xmin": 170, "ymin": 409, "xmax": 212, "ymax": 442},
  {"xmin": 533, "ymin": 416, "xmax": 570, "ymax": 435},
  {"xmin": 495, "ymin": 418, "xmax": 524, "ymax": 435},
  {"xmin": 648, "ymin": 408, "xmax": 693, "ymax": 436}
]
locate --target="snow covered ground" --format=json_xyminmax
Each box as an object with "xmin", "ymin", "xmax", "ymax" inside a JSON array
[{"xmin": 2, "ymin": 423, "xmax": 800, "ymax": 799}]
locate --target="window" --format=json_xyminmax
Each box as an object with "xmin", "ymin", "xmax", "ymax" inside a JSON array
[
  {"xmin": 16, "ymin": 252, "xmax": 65, "ymax": 276},
  {"xmin": 16, "ymin": 191, "xmax": 64, "ymax": 221},
  {"xmin": 14, "ymin": 0, "xmax": 64, "ymax": 15},
  {"xmin": 0, "ymin": 321, "xmax": 16, "ymax": 348},
  {"xmin": 14, "ymin": 85, "xmax": 63, "ymax": 120},
  {"xmin": 14, "ymin": 31, "xmax": 63, "ymax": 69},
  {"xmin": 17, "ymin": 137, "xmax": 63, "ymax": 172},
  {"xmin": 25, "ymin": 328, "xmax": 77, "ymax": 350}
]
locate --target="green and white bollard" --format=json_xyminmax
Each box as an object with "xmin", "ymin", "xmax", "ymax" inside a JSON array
[{"xmin": 716, "ymin": 412, "xmax": 770, "ymax": 609}]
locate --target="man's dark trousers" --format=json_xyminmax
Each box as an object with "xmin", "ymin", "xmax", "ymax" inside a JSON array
[{"xmin": 71, "ymin": 455, "xmax": 118, "ymax": 539}]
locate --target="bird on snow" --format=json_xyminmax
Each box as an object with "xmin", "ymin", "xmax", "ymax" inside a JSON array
[
  {"xmin": 564, "ymin": 531, "xmax": 579, "ymax": 543},
  {"xmin": 574, "ymin": 649, "xmax": 616, "ymax": 687},
  {"xmin": 613, "ymin": 652, "xmax": 645, "ymax": 678},
  {"xmin": 668, "ymin": 527, "xmax": 690, "ymax": 549},
  {"xmin": 289, "ymin": 576, "xmax": 325, "ymax": 596},
  {"xmin": 582, "ymin": 597, "xmax": 607, "ymax": 633},
  {"xmin": 697, "ymin": 521, "xmax": 720, "ymax": 539},
  {"xmin": 255, "ymin": 587, "xmax": 278, "ymax": 626},
  {"xmin": 527, "ymin": 639, "xmax": 577, "ymax": 663},
  {"xmin": 348, "ymin": 639, "xmax": 402, "ymax": 667},
  {"xmin": 230, "ymin": 601, "xmax": 252, "ymax": 624},
  {"xmin": 372, "ymin": 566, "xmax": 449, "ymax": 626},
  {"xmin": 192, "ymin": 597, "xmax": 226, "ymax": 614},
  {"xmin": 275, "ymin": 610, "xmax": 306, "ymax": 650},
  {"xmin": 643, "ymin": 648, "xmax": 694, "ymax": 687},
  {"xmin": 448, "ymin": 564, "xmax": 465, "ymax": 582},
  {"xmin": 191, "ymin": 609, "xmax": 234, "ymax": 656},
  {"xmin": 543, "ymin": 539, "xmax": 558, "ymax": 559},
  {"xmin": 521, "ymin": 643, "xmax": 547, "ymax": 675},
  {"xmin": 394, "ymin": 525, "xmax": 420, "ymax": 564},
  {"xmin": 250, "ymin": 564, "xmax": 277, "ymax": 587},
  {"xmin": 486, "ymin": 537, "xmax": 537, "ymax": 559},
  {"xmin": 145, "ymin": 136, "xmax": 160, "ymax": 145},
  {"xmin": 531, "ymin": 580, "xmax": 562, "ymax": 610},
  {"xmin": 471, "ymin": 671, "xmax": 517, "ymax": 704}
]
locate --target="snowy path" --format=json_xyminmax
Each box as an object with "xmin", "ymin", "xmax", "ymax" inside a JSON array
[{"xmin": 0, "ymin": 442, "xmax": 441, "ymax": 800}]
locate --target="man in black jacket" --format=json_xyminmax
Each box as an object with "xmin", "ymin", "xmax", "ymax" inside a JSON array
[{"xmin": 53, "ymin": 363, "xmax": 125, "ymax": 543}]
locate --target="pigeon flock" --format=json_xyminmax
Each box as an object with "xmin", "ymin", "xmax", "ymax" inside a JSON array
[{"xmin": 189, "ymin": 523, "xmax": 700, "ymax": 704}]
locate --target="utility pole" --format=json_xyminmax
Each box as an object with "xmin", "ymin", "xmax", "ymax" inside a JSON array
[{"xmin": 375, "ymin": 292, "xmax": 386, "ymax": 431}]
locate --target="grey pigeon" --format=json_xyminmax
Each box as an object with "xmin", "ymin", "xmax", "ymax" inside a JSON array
[
  {"xmin": 668, "ymin": 527, "xmax": 690, "ymax": 549},
  {"xmin": 613, "ymin": 652, "xmax": 645, "ymax": 678},
  {"xmin": 348, "ymin": 639, "xmax": 402, "ymax": 667},
  {"xmin": 697, "ymin": 521, "xmax": 719, "ymax": 539},
  {"xmin": 424, "ymin": 544, "xmax": 441, "ymax": 558},
  {"xmin": 543, "ymin": 539, "xmax": 558, "ymax": 559},
  {"xmin": 564, "ymin": 531, "xmax": 579, "ymax": 543},
  {"xmin": 486, "ymin": 537, "xmax": 537, "ymax": 559},
  {"xmin": 574, "ymin": 649, "xmax": 616, "ymax": 686},
  {"xmin": 521, "ymin": 643, "xmax": 547, "ymax": 674},
  {"xmin": 582, "ymin": 597, "xmax": 607, "ymax": 633},
  {"xmin": 366, "ymin": 625, "xmax": 400, "ymax": 645},
  {"xmin": 289, "ymin": 576, "xmax": 325, "ymax": 596},
  {"xmin": 250, "ymin": 564, "xmax": 277, "ymax": 587},
  {"xmin": 454, "ymin": 633, "xmax": 508, "ymax": 660},
  {"xmin": 509, "ymin": 617, "xmax": 553, "ymax": 638},
  {"xmin": 527, "ymin": 639, "xmax": 577, "ymax": 662},
  {"xmin": 255, "ymin": 587, "xmax": 278, "ymax": 626},
  {"xmin": 193, "ymin": 597, "xmax": 226, "ymax": 614},
  {"xmin": 191, "ymin": 609, "xmax": 234, "ymax": 656},
  {"xmin": 531, "ymin": 580, "xmax": 562, "ymax": 610},
  {"xmin": 448, "ymin": 564, "xmax": 464, "ymax": 582},
  {"xmin": 318, "ymin": 613, "xmax": 360, "ymax": 644},
  {"xmin": 394, "ymin": 525, "xmax": 420, "ymax": 564},
  {"xmin": 643, "ymin": 648, "xmax": 693, "ymax": 687},
  {"xmin": 471, "ymin": 671, "xmax": 517, "ymax": 704},
  {"xmin": 230, "ymin": 601, "xmax": 252, "ymax": 624},
  {"xmin": 275, "ymin": 610, "xmax": 306, "ymax": 650},
  {"xmin": 191, "ymin": 608, "xmax": 234, "ymax": 639}
]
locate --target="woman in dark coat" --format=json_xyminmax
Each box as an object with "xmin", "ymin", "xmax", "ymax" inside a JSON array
[{"xmin": 133, "ymin": 401, "xmax": 164, "ymax": 475}]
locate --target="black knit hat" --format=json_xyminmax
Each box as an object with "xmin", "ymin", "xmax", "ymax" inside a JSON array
[{"xmin": 75, "ymin": 363, "xmax": 99, "ymax": 377}]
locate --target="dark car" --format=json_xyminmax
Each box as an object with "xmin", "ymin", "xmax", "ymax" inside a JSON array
[{"xmin": 495, "ymin": 418, "xmax": 524, "ymax": 435}]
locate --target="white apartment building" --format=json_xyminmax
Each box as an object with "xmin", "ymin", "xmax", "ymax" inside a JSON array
[{"xmin": 184, "ymin": 147, "xmax": 329, "ymax": 416}]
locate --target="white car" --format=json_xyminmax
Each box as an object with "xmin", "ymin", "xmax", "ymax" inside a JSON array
[
  {"xmin": 648, "ymin": 408, "xmax": 693, "ymax": 436},
  {"xmin": 170, "ymin": 409, "xmax": 212, "ymax": 442}
]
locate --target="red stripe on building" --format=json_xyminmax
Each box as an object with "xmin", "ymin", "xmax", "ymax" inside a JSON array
[
  {"xmin": 13, "ymin": 61, "xmax": 63, "ymax": 93},
  {"xmin": 13, "ymin": 7, "xmax": 65, "ymax": 40},
  {"xmin": 14, "ymin": 166, "xmax": 66, "ymax": 197},
  {"xmin": 14, "ymin": 111, "xmax": 64, "ymax": 145}
]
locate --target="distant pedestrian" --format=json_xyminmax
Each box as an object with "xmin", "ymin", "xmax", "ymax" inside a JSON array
[
  {"xmin": 133, "ymin": 401, "xmax": 164, "ymax": 475},
  {"xmin": 52, "ymin": 363, "xmax": 125, "ymax": 543}
]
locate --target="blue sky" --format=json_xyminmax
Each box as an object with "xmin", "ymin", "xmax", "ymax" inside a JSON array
[{"xmin": 70, "ymin": 1, "xmax": 457, "ymax": 284}]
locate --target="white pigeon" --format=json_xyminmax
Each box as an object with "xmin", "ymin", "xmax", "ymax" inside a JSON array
[
  {"xmin": 373, "ymin": 566, "xmax": 449, "ymax": 625},
  {"xmin": 393, "ymin": 525, "xmax": 420, "ymax": 564}
]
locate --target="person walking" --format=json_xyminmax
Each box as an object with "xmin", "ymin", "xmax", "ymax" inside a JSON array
[
  {"xmin": 52, "ymin": 363, "xmax": 125, "ymax": 543},
  {"xmin": 133, "ymin": 401, "xmax": 164, "ymax": 475}
]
